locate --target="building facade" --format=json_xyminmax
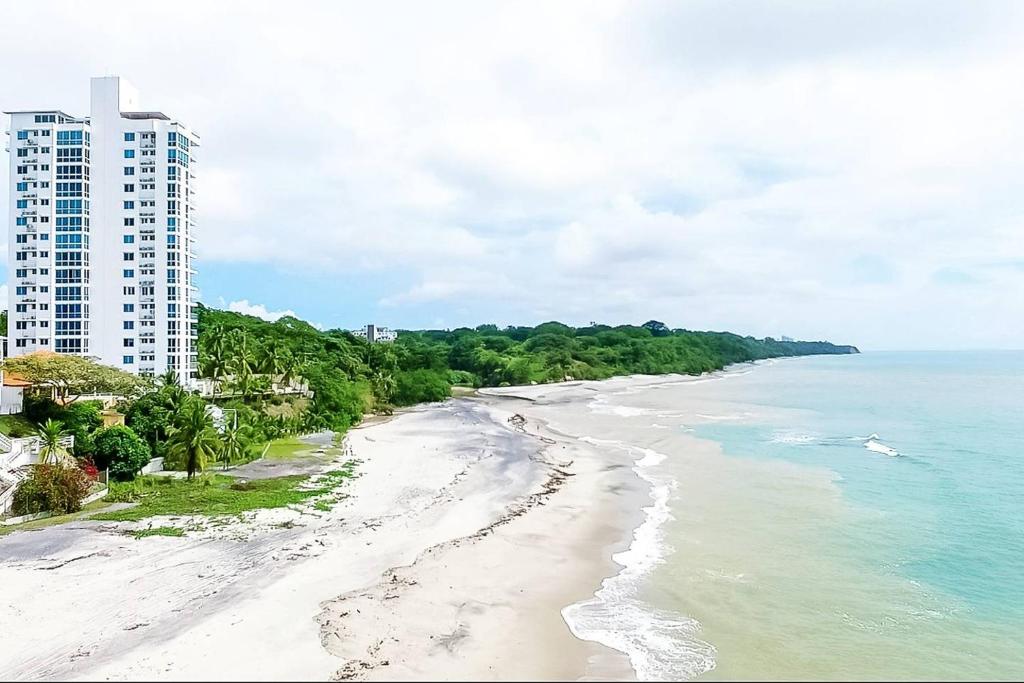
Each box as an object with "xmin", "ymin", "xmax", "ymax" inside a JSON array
[
  {"xmin": 5, "ymin": 77, "xmax": 198, "ymax": 383},
  {"xmin": 351, "ymin": 324, "xmax": 397, "ymax": 343}
]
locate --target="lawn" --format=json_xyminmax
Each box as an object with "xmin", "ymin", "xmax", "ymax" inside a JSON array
[
  {"xmin": 0, "ymin": 413, "xmax": 37, "ymax": 438},
  {"xmin": 92, "ymin": 466, "xmax": 356, "ymax": 523},
  {"xmin": 263, "ymin": 436, "xmax": 316, "ymax": 460},
  {"xmin": 0, "ymin": 499, "xmax": 114, "ymax": 536}
]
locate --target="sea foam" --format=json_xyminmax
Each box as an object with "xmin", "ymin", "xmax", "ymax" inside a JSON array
[{"xmin": 563, "ymin": 438, "xmax": 717, "ymax": 680}]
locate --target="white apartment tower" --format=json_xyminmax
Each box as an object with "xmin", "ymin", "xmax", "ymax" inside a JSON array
[{"xmin": 5, "ymin": 77, "xmax": 198, "ymax": 383}]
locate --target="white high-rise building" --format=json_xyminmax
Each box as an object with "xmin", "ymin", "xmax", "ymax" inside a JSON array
[{"xmin": 5, "ymin": 77, "xmax": 198, "ymax": 383}]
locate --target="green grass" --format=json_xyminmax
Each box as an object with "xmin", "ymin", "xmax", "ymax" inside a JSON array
[
  {"xmin": 263, "ymin": 437, "xmax": 315, "ymax": 460},
  {"xmin": 0, "ymin": 499, "xmax": 113, "ymax": 536},
  {"xmin": 0, "ymin": 413, "xmax": 37, "ymax": 438},
  {"xmin": 132, "ymin": 526, "xmax": 185, "ymax": 539},
  {"xmin": 92, "ymin": 466, "xmax": 357, "ymax": 523}
]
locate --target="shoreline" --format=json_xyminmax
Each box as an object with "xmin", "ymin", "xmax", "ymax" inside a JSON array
[
  {"xmin": 0, "ymin": 362, "xmax": 779, "ymax": 681},
  {"xmin": 0, "ymin": 393, "xmax": 648, "ymax": 681},
  {"xmin": 316, "ymin": 397, "xmax": 645, "ymax": 681}
]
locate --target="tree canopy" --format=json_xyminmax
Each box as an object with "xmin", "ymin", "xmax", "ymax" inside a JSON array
[{"xmin": 2, "ymin": 353, "xmax": 147, "ymax": 403}]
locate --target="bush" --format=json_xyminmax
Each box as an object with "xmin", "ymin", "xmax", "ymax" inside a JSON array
[
  {"xmin": 12, "ymin": 464, "xmax": 92, "ymax": 516},
  {"xmin": 7, "ymin": 424, "xmax": 32, "ymax": 438},
  {"xmin": 393, "ymin": 369, "xmax": 451, "ymax": 406},
  {"xmin": 62, "ymin": 401, "xmax": 103, "ymax": 457},
  {"xmin": 23, "ymin": 394, "xmax": 62, "ymax": 424},
  {"xmin": 92, "ymin": 425, "xmax": 152, "ymax": 482}
]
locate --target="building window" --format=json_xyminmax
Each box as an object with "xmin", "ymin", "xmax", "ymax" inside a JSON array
[
  {"xmin": 124, "ymin": 132, "xmax": 136, "ymax": 142},
  {"xmin": 124, "ymin": 183, "xmax": 135, "ymax": 192},
  {"xmin": 123, "ymin": 269, "xmax": 135, "ymax": 278},
  {"xmin": 123, "ymin": 355, "xmax": 135, "ymax": 364},
  {"xmin": 123, "ymin": 304, "xmax": 135, "ymax": 312},
  {"xmin": 123, "ymin": 235, "xmax": 135, "ymax": 244},
  {"xmin": 124, "ymin": 149, "xmax": 135, "ymax": 159},
  {"xmin": 124, "ymin": 339, "xmax": 135, "ymax": 348},
  {"xmin": 124, "ymin": 321, "xmax": 135, "ymax": 330},
  {"xmin": 124, "ymin": 167, "xmax": 135, "ymax": 176},
  {"xmin": 124, "ymin": 201, "xmax": 135, "ymax": 209}
]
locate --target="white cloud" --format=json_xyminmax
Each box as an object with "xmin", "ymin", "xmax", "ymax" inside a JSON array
[
  {"xmin": 227, "ymin": 299, "xmax": 297, "ymax": 323},
  {"xmin": 2, "ymin": 1, "xmax": 1024, "ymax": 348}
]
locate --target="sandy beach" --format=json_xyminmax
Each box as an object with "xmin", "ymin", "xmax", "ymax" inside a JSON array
[{"xmin": 0, "ymin": 388, "xmax": 654, "ymax": 681}]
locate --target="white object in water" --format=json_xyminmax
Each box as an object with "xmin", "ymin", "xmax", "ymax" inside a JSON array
[{"xmin": 865, "ymin": 439, "xmax": 899, "ymax": 457}]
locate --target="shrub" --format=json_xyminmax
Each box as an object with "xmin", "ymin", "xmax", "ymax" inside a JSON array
[
  {"xmin": 23, "ymin": 394, "xmax": 62, "ymax": 424},
  {"xmin": 393, "ymin": 369, "xmax": 452, "ymax": 406},
  {"xmin": 92, "ymin": 425, "xmax": 152, "ymax": 482},
  {"xmin": 12, "ymin": 464, "xmax": 91, "ymax": 516},
  {"xmin": 7, "ymin": 424, "xmax": 32, "ymax": 438},
  {"xmin": 79, "ymin": 458, "xmax": 100, "ymax": 481},
  {"xmin": 62, "ymin": 401, "xmax": 103, "ymax": 457}
]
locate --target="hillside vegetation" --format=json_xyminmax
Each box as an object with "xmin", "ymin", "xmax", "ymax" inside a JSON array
[{"xmin": 198, "ymin": 305, "xmax": 857, "ymax": 433}]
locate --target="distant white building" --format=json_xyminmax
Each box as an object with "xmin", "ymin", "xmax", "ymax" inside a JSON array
[
  {"xmin": 351, "ymin": 324, "xmax": 397, "ymax": 343},
  {"xmin": 781, "ymin": 335, "xmax": 795, "ymax": 342}
]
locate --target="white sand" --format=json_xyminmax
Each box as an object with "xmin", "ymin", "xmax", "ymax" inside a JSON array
[{"xmin": 0, "ymin": 396, "xmax": 642, "ymax": 681}]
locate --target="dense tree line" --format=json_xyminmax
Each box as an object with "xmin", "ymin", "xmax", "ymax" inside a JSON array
[{"xmin": 197, "ymin": 306, "xmax": 856, "ymax": 432}]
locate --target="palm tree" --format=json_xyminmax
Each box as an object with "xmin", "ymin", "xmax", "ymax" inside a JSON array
[
  {"xmin": 259, "ymin": 343, "xmax": 288, "ymax": 379},
  {"xmin": 158, "ymin": 369, "xmax": 179, "ymax": 388},
  {"xmin": 160, "ymin": 374, "xmax": 188, "ymax": 415},
  {"xmin": 166, "ymin": 397, "xmax": 220, "ymax": 479},
  {"xmin": 279, "ymin": 350, "xmax": 300, "ymax": 388},
  {"xmin": 36, "ymin": 418, "xmax": 71, "ymax": 465},
  {"xmin": 218, "ymin": 420, "xmax": 252, "ymax": 470},
  {"xmin": 371, "ymin": 370, "xmax": 396, "ymax": 406},
  {"xmin": 229, "ymin": 354, "xmax": 256, "ymax": 400}
]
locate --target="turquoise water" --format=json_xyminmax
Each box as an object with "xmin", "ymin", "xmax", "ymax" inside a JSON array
[
  {"xmin": 554, "ymin": 352, "xmax": 1023, "ymax": 679},
  {"xmin": 670, "ymin": 351, "xmax": 1024, "ymax": 679},
  {"xmin": 696, "ymin": 352, "xmax": 1024, "ymax": 623}
]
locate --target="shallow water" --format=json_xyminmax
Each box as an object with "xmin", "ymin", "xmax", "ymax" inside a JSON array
[{"xmin": 559, "ymin": 352, "xmax": 1024, "ymax": 681}]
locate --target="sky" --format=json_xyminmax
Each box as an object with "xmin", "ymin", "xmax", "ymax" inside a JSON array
[{"xmin": 3, "ymin": 0, "xmax": 1024, "ymax": 350}]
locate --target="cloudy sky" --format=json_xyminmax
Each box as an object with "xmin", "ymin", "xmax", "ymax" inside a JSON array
[{"xmin": 4, "ymin": 1, "xmax": 1024, "ymax": 349}]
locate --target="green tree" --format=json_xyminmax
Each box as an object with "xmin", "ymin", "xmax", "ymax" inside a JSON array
[
  {"xmin": 219, "ymin": 420, "xmax": 253, "ymax": 470},
  {"xmin": 371, "ymin": 370, "xmax": 396, "ymax": 407},
  {"xmin": 35, "ymin": 419, "xmax": 71, "ymax": 465},
  {"xmin": 92, "ymin": 425, "xmax": 152, "ymax": 481},
  {"xmin": 166, "ymin": 397, "xmax": 220, "ymax": 479},
  {"xmin": 61, "ymin": 401, "xmax": 103, "ymax": 458},
  {"xmin": 4, "ymin": 354, "xmax": 147, "ymax": 403},
  {"xmin": 259, "ymin": 343, "xmax": 288, "ymax": 378}
]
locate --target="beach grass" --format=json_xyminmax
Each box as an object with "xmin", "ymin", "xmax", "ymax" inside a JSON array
[
  {"xmin": 93, "ymin": 466, "xmax": 356, "ymax": 522},
  {"xmin": 132, "ymin": 526, "xmax": 185, "ymax": 539}
]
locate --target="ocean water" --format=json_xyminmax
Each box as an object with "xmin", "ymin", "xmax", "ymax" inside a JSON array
[{"xmin": 561, "ymin": 352, "xmax": 1024, "ymax": 681}]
